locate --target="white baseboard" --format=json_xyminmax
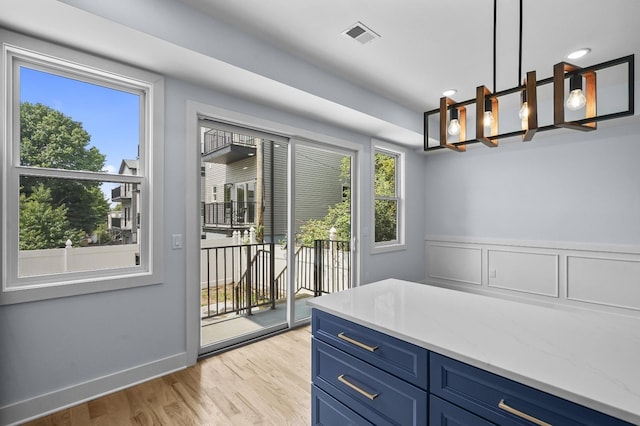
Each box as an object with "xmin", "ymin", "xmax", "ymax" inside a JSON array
[{"xmin": 0, "ymin": 352, "xmax": 187, "ymax": 426}]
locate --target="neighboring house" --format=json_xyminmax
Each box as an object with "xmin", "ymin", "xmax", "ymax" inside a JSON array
[
  {"xmin": 109, "ymin": 159, "xmax": 139, "ymax": 244},
  {"xmin": 201, "ymin": 127, "xmax": 347, "ymax": 242}
]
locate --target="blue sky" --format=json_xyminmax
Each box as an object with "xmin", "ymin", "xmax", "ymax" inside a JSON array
[{"xmin": 20, "ymin": 66, "xmax": 140, "ymax": 175}]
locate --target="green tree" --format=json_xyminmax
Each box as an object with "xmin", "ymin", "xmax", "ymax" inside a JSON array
[
  {"xmin": 19, "ymin": 102, "xmax": 109, "ymax": 237},
  {"xmin": 296, "ymin": 152, "xmax": 397, "ymax": 246},
  {"xmin": 19, "ymin": 184, "xmax": 85, "ymax": 249},
  {"xmin": 373, "ymin": 152, "xmax": 397, "ymax": 242}
]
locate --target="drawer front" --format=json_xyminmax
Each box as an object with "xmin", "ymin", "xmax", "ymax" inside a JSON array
[
  {"xmin": 430, "ymin": 353, "xmax": 633, "ymax": 426},
  {"xmin": 313, "ymin": 338, "xmax": 427, "ymax": 426},
  {"xmin": 312, "ymin": 385, "xmax": 373, "ymax": 426},
  {"xmin": 430, "ymin": 394, "xmax": 496, "ymax": 426},
  {"xmin": 312, "ymin": 309, "xmax": 428, "ymax": 389}
]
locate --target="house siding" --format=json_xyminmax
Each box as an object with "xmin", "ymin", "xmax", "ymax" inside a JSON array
[
  {"xmin": 263, "ymin": 140, "xmax": 288, "ymax": 241},
  {"xmin": 294, "ymin": 145, "xmax": 346, "ymax": 236}
]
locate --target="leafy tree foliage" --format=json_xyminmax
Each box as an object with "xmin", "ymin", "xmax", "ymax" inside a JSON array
[
  {"xmin": 373, "ymin": 152, "xmax": 397, "ymax": 242},
  {"xmin": 19, "ymin": 185, "xmax": 85, "ymax": 249},
  {"xmin": 297, "ymin": 157, "xmax": 351, "ymax": 246},
  {"xmin": 19, "ymin": 102, "xmax": 110, "ymax": 244},
  {"xmin": 296, "ymin": 152, "xmax": 397, "ymax": 246}
]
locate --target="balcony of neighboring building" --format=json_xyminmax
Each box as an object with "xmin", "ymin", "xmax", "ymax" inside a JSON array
[
  {"xmin": 201, "ymin": 128, "xmax": 257, "ymax": 164},
  {"xmin": 111, "ymin": 184, "xmax": 135, "ymax": 202}
]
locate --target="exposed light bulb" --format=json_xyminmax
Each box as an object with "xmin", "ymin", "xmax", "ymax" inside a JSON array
[
  {"xmin": 483, "ymin": 111, "xmax": 494, "ymax": 128},
  {"xmin": 566, "ymin": 74, "xmax": 586, "ymax": 111},
  {"xmin": 483, "ymin": 96, "xmax": 494, "ymax": 128},
  {"xmin": 566, "ymin": 89, "xmax": 586, "ymax": 111},
  {"xmin": 518, "ymin": 101, "xmax": 529, "ymax": 120},
  {"xmin": 448, "ymin": 119, "xmax": 461, "ymax": 136}
]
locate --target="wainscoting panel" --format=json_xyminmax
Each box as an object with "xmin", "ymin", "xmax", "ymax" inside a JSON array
[
  {"xmin": 426, "ymin": 237, "xmax": 640, "ymax": 316},
  {"xmin": 428, "ymin": 244, "xmax": 482, "ymax": 286},
  {"xmin": 488, "ymin": 250, "xmax": 559, "ymax": 297},
  {"xmin": 567, "ymin": 256, "xmax": 640, "ymax": 311}
]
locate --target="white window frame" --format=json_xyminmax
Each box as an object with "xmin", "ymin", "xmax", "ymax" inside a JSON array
[
  {"xmin": 0, "ymin": 30, "xmax": 164, "ymax": 305},
  {"xmin": 371, "ymin": 140, "xmax": 405, "ymax": 254}
]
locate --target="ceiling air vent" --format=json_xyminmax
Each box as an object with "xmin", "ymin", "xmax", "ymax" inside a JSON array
[{"xmin": 342, "ymin": 21, "xmax": 380, "ymax": 45}]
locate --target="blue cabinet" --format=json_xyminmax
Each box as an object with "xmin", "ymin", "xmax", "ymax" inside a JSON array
[
  {"xmin": 430, "ymin": 394, "xmax": 496, "ymax": 426},
  {"xmin": 312, "ymin": 310, "xmax": 428, "ymax": 425},
  {"xmin": 311, "ymin": 309, "xmax": 633, "ymax": 426},
  {"xmin": 430, "ymin": 352, "xmax": 632, "ymax": 426}
]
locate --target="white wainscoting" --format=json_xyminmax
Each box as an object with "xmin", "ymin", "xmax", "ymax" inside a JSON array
[{"xmin": 425, "ymin": 237, "xmax": 640, "ymax": 316}]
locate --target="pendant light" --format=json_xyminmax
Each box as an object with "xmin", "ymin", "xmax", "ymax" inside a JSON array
[
  {"xmin": 425, "ymin": 0, "xmax": 634, "ymax": 153},
  {"xmin": 483, "ymin": 97, "xmax": 495, "ymax": 128},
  {"xmin": 448, "ymin": 107, "xmax": 461, "ymax": 135},
  {"xmin": 566, "ymin": 74, "xmax": 587, "ymax": 110}
]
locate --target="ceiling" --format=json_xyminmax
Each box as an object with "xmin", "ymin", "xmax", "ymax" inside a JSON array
[
  {"xmin": 1, "ymin": 0, "xmax": 638, "ymax": 147},
  {"xmin": 181, "ymin": 0, "xmax": 640, "ymax": 112}
]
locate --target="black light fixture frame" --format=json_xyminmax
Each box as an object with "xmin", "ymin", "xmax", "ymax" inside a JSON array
[{"xmin": 423, "ymin": 54, "xmax": 634, "ymax": 152}]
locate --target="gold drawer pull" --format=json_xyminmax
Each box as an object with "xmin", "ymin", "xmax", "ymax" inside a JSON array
[
  {"xmin": 338, "ymin": 374, "xmax": 379, "ymax": 400},
  {"xmin": 337, "ymin": 332, "xmax": 379, "ymax": 352},
  {"xmin": 498, "ymin": 399, "xmax": 552, "ymax": 426}
]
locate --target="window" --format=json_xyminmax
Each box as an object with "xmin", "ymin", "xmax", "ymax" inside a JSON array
[
  {"xmin": 372, "ymin": 142, "xmax": 404, "ymax": 253},
  {"xmin": 1, "ymin": 31, "xmax": 164, "ymax": 304}
]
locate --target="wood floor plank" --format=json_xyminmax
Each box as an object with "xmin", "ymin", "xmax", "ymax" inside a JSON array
[{"xmin": 22, "ymin": 326, "xmax": 311, "ymax": 426}]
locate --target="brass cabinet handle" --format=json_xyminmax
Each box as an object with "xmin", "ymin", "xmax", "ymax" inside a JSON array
[
  {"xmin": 338, "ymin": 374, "xmax": 379, "ymax": 400},
  {"xmin": 337, "ymin": 332, "xmax": 379, "ymax": 352},
  {"xmin": 498, "ymin": 399, "xmax": 552, "ymax": 426}
]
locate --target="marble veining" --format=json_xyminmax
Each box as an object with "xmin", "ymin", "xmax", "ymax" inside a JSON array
[{"xmin": 307, "ymin": 278, "xmax": 640, "ymax": 424}]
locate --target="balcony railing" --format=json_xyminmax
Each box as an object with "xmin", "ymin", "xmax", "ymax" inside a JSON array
[
  {"xmin": 201, "ymin": 240, "xmax": 350, "ymax": 320},
  {"xmin": 203, "ymin": 201, "xmax": 256, "ymax": 228},
  {"xmin": 203, "ymin": 130, "xmax": 256, "ymax": 155},
  {"xmin": 111, "ymin": 185, "xmax": 134, "ymax": 201}
]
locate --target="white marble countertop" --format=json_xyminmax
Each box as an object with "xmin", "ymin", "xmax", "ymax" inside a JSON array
[{"xmin": 307, "ymin": 279, "xmax": 640, "ymax": 424}]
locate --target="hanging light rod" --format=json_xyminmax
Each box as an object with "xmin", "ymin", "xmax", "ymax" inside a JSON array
[{"xmin": 423, "ymin": 0, "xmax": 635, "ymax": 153}]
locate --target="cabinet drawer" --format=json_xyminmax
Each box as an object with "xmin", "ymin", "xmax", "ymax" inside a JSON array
[
  {"xmin": 312, "ymin": 385, "xmax": 373, "ymax": 425},
  {"xmin": 312, "ymin": 309, "xmax": 428, "ymax": 389},
  {"xmin": 430, "ymin": 394, "xmax": 496, "ymax": 426},
  {"xmin": 313, "ymin": 338, "xmax": 427, "ymax": 426},
  {"xmin": 430, "ymin": 353, "xmax": 632, "ymax": 426}
]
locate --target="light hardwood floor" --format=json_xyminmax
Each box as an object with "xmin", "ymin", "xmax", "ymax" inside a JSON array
[{"xmin": 25, "ymin": 326, "xmax": 311, "ymax": 426}]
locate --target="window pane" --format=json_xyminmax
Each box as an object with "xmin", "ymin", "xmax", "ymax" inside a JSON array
[
  {"xmin": 374, "ymin": 199, "xmax": 397, "ymax": 243},
  {"xmin": 19, "ymin": 176, "xmax": 139, "ymax": 277},
  {"xmin": 374, "ymin": 152, "xmax": 396, "ymax": 197},
  {"xmin": 19, "ymin": 66, "xmax": 140, "ymax": 174}
]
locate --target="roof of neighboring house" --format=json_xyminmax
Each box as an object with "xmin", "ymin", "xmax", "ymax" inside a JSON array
[{"xmin": 119, "ymin": 159, "xmax": 138, "ymax": 175}]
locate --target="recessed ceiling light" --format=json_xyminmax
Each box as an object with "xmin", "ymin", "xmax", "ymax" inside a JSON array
[
  {"xmin": 567, "ymin": 48, "xmax": 591, "ymax": 60},
  {"xmin": 442, "ymin": 89, "xmax": 457, "ymax": 97}
]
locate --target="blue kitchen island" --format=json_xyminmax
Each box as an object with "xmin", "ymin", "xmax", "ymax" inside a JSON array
[{"xmin": 307, "ymin": 279, "xmax": 640, "ymax": 425}]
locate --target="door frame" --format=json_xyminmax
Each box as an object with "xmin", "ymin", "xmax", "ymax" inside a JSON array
[
  {"xmin": 287, "ymin": 139, "xmax": 358, "ymax": 327},
  {"xmin": 185, "ymin": 101, "xmax": 362, "ymax": 365}
]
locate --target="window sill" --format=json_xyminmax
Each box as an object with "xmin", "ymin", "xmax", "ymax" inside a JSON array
[{"xmin": 370, "ymin": 242, "xmax": 406, "ymax": 255}]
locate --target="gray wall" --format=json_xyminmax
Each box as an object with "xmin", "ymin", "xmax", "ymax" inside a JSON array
[
  {"xmin": 0, "ymin": 75, "xmax": 426, "ymax": 425},
  {"xmin": 424, "ymin": 117, "xmax": 640, "ymax": 245}
]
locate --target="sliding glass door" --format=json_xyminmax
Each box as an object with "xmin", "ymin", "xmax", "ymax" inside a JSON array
[
  {"xmin": 196, "ymin": 121, "xmax": 357, "ymax": 354},
  {"xmin": 198, "ymin": 121, "xmax": 288, "ymax": 352}
]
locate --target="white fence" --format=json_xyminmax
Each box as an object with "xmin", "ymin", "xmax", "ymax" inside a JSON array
[{"xmin": 19, "ymin": 244, "xmax": 139, "ymax": 276}]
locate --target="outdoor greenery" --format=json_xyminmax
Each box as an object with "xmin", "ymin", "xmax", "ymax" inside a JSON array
[
  {"xmin": 297, "ymin": 157, "xmax": 351, "ymax": 246},
  {"xmin": 19, "ymin": 102, "xmax": 111, "ymax": 249},
  {"xmin": 19, "ymin": 184, "xmax": 85, "ymax": 250},
  {"xmin": 373, "ymin": 152, "xmax": 398, "ymax": 242},
  {"xmin": 296, "ymin": 152, "xmax": 397, "ymax": 246}
]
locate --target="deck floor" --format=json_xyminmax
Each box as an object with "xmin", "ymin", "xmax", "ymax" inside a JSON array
[{"xmin": 201, "ymin": 296, "xmax": 313, "ymax": 346}]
